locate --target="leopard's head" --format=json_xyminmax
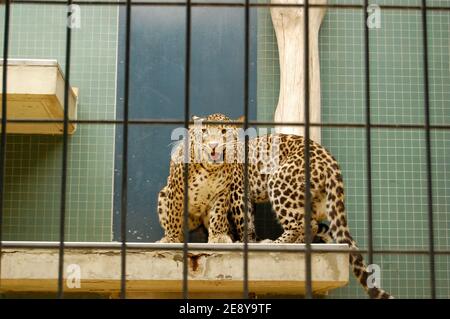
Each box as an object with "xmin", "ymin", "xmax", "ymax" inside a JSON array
[{"xmin": 189, "ymin": 113, "xmax": 244, "ymax": 168}]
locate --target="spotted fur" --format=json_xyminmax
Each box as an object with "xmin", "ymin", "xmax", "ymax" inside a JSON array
[
  {"xmin": 158, "ymin": 113, "xmax": 392, "ymax": 299},
  {"xmin": 157, "ymin": 114, "xmax": 256, "ymax": 244}
]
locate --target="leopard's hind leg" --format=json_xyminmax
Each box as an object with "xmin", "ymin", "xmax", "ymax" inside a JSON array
[
  {"xmin": 314, "ymin": 223, "xmax": 333, "ymax": 243},
  {"xmin": 294, "ymin": 219, "xmax": 332, "ymax": 243},
  {"xmin": 267, "ymin": 156, "xmax": 327, "ymax": 244},
  {"xmin": 267, "ymin": 167, "xmax": 309, "ymax": 243}
]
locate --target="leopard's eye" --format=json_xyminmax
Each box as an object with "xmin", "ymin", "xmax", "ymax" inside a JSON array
[{"xmin": 221, "ymin": 129, "xmax": 227, "ymax": 134}]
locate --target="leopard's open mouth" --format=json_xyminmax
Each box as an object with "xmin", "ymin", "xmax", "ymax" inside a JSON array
[{"xmin": 209, "ymin": 150, "xmax": 222, "ymax": 162}]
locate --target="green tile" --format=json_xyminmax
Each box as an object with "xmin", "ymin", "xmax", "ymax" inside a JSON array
[
  {"xmin": 0, "ymin": 5, "xmax": 118, "ymax": 242},
  {"xmin": 256, "ymin": 1, "xmax": 449, "ymax": 298},
  {"xmin": 0, "ymin": 0, "xmax": 448, "ymax": 299}
]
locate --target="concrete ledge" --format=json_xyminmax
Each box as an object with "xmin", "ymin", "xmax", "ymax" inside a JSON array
[
  {"xmin": 0, "ymin": 243, "xmax": 349, "ymax": 298},
  {"xmin": 0, "ymin": 59, "xmax": 78, "ymax": 135}
]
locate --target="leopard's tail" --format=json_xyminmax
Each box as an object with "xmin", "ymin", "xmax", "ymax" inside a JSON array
[{"xmin": 325, "ymin": 165, "xmax": 393, "ymax": 299}]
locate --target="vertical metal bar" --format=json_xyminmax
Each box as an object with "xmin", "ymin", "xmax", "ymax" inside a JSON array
[
  {"xmin": 303, "ymin": 0, "xmax": 313, "ymax": 299},
  {"xmin": 58, "ymin": 0, "xmax": 73, "ymax": 299},
  {"xmin": 421, "ymin": 0, "xmax": 436, "ymax": 299},
  {"xmin": 363, "ymin": 0, "xmax": 374, "ymax": 270},
  {"xmin": 120, "ymin": 0, "xmax": 132, "ymax": 299},
  {"xmin": 183, "ymin": 0, "xmax": 192, "ymax": 300},
  {"xmin": 242, "ymin": 0, "xmax": 250, "ymax": 299},
  {"xmin": 0, "ymin": 0, "xmax": 11, "ymax": 290}
]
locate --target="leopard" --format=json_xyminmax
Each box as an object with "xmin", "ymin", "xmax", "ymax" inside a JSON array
[
  {"xmin": 157, "ymin": 114, "xmax": 257, "ymax": 244},
  {"xmin": 157, "ymin": 113, "xmax": 392, "ymax": 299},
  {"xmin": 157, "ymin": 114, "xmax": 330, "ymax": 243},
  {"xmin": 158, "ymin": 184, "xmax": 332, "ymax": 243},
  {"xmin": 158, "ymin": 184, "xmax": 240, "ymax": 242}
]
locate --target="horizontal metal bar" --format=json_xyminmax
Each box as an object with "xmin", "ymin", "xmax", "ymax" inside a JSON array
[
  {"xmin": 2, "ymin": 118, "xmax": 450, "ymax": 130},
  {"xmin": 2, "ymin": 241, "xmax": 450, "ymax": 255},
  {"xmin": 0, "ymin": 241, "xmax": 349, "ymax": 251},
  {"xmin": 9, "ymin": 0, "xmax": 450, "ymax": 11}
]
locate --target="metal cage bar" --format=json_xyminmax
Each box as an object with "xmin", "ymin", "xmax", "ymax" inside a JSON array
[
  {"xmin": 0, "ymin": 0, "xmax": 11, "ymax": 291},
  {"xmin": 3, "ymin": 241, "xmax": 450, "ymax": 255},
  {"xmin": 421, "ymin": 0, "xmax": 436, "ymax": 300},
  {"xmin": 7, "ymin": 1, "xmax": 450, "ymax": 12},
  {"xmin": 182, "ymin": 0, "xmax": 192, "ymax": 300},
  {"xmin": 57, "ymin": 0, "xmax": 73, "ymax": 299},
  {"xmin": 3, "ymin": 118, "xmax": 450, "ymax": 131},
  {"xmin": 242, "ymin": 0, "xmax": 250, "ymax": 299},
  {"xmin": 119, "ymin": 0, "xmax": 132, "ymax": 299},
  {"xmin": 303, "ymin": 0, "xmax": 313, "ymax": 299},
  {"xmin": 0, "ymin": 0, "xmax": 447, "ymax": 300},
  {"xmin": 363, "ymin": 0, "xmax": 374, "ymax": 271}
]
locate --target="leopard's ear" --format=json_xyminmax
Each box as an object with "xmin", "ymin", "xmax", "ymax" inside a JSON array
[
  {"xmin": 192, "ymin": 115, "xmax": 203, "ymax": 121},
  {"xmin": 236, "ymin": 115, "xmax": 246, "ymax": 123}
]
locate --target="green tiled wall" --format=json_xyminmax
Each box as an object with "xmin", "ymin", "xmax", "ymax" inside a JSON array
[
  {"xmin": 256, "ymin": 1, "xmax": 450, "ymax": 298},
  {"xmin": 0, "ymin": 0, "xmax": 448, "ymax": 299},
  {"xmin": 0, "ymin": 4, "xmax": 118, "ymax": 241}
]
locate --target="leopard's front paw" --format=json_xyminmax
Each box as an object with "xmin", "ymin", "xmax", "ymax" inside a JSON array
[
  {"xmin": 156, "ymin": 236, "xmax": 182, "ymax": 243},
  {"xmin": 208, "ymin": 234, "xmax": 233, "ymax": 243},
  {"xmin": 294, "ymin": 236, "xmax": 305, "ymax": 244},
  {"xmin": 259, "ymin": 238, "xmax": 274, "ymax": 244}
]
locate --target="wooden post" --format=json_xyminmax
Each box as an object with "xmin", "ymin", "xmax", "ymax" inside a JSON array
[{"xmin": 271, "ymin": 0, "xmax": 326, "ymax": 143}]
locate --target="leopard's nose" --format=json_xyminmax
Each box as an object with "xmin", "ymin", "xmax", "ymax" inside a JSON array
[{"xmin": 209, "ymin": 141, "xmax": 219, "ymax": 149}]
